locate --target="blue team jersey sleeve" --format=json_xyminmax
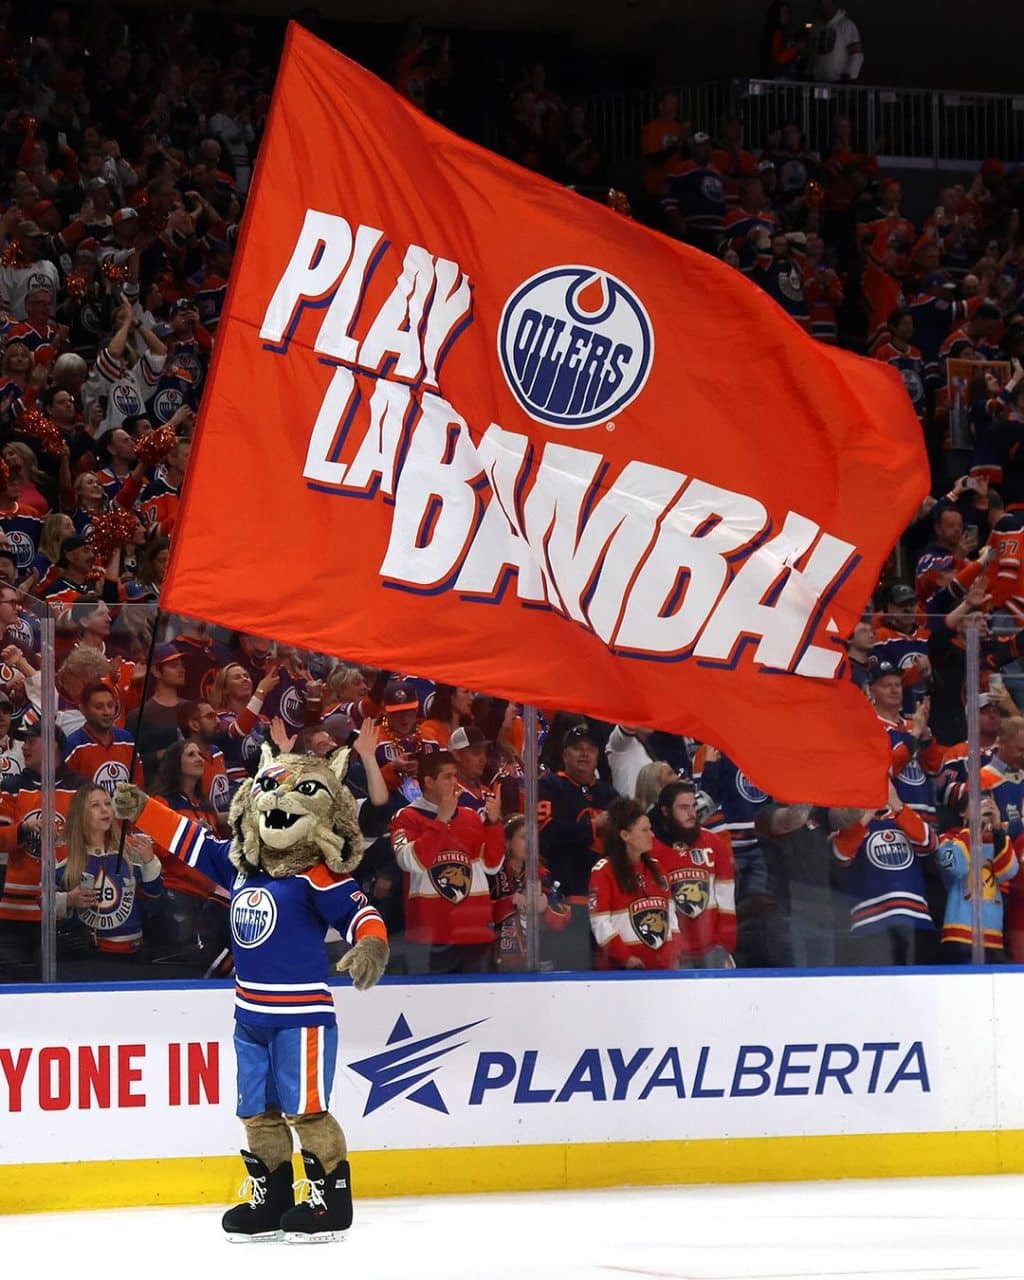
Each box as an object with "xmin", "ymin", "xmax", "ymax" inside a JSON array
[{"xmin": 299, "ymin": 867, "xmax": 384, "ymax": 945}]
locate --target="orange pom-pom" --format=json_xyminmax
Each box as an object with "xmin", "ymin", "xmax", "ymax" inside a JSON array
[
  {"xmin": 65, "ymin": 272, "xmax": 87, "ymax": 300},
  {"xmin": 101, "ymin": 258, "xmax": 129, "ymax": 284},
  {"xmin": 135, "ymin": 425, "xmax": 178, "ymax": 467},
  {"xmin": 87, "ymin": 506, "xmax": 139, "ymax": 563},
  {"xmin": 16, "ymin": 408, "xmax": 63, "ymax": 458},
  {"xmin": 0, "ymin": 241, "xmax": 27, "ymax": 269}
]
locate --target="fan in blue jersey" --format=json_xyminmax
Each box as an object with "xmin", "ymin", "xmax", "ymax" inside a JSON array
[{"xmin": 114, "ymin": 739, "xmax": 390, "ymax": 1244}]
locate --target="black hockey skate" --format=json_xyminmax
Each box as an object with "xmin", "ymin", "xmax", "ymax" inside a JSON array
[
  {"xmin": 222, "ymin": 1150, "xmax": 295, "ymax": 1243},
  {"xmin": 281, "ymin": 1151, "xmax": 353, "ymax": 1243}
]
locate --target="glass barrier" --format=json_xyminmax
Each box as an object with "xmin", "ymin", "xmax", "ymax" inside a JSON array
[
  {"xmin": 4, "ymin": 599, "xmax": 1015, "ymax": 985},
  {"xmin": 0, "ymin": 587, "xmax": 54, "ymax": 985}
]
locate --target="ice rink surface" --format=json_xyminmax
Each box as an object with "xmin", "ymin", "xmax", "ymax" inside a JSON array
[{"xmin": 2, "ymin": 1175, "xmax": 1023, "ymax": 1279}]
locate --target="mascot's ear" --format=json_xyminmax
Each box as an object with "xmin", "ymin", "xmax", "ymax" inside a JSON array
[{"xmin": 328, "ymin": 745, "xmax": 352, "ymax": 784}]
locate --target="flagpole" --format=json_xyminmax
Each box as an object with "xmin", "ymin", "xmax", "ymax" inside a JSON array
[{"xmin": 523, "ymin": 704, "xmax": 541, "ymax": 972}]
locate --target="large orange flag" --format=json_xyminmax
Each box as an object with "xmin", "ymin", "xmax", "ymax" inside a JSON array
[{"xmin": 162, "ymin": 23, "xmax": 928, "ymax": 805}]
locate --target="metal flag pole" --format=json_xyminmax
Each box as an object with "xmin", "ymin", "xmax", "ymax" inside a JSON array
[
  {"xmin": 523, "ymin": 704, "xmax": 541, "ymax": 972},
  {"xmin": 965, "ymin": 619, "xmax": 984, "ymax": 966}
]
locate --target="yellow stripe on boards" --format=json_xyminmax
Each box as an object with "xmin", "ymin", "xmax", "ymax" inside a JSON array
[{"xmin": 7, "ymin": 1129, "xmax": 1024, "ymax": 1215}]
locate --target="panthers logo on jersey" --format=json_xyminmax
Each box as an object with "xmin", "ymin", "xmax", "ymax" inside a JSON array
[
  {"xmin": 630, "ymin": 897, "xmax": 669, "ymax": 949},
  {"xmin": 671, "ymin": 874, "xmax": 710, "ymax": 919},
  {"xmin": 429, "ymin": 854, "xmax": 473, "ymax": 904}
]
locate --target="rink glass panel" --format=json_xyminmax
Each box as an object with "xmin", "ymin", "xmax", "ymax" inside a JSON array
[
  {"xmin": 0, "ymin": 590, "xmax": 54, "ymax": 985},
  {"xmin": 1, "ymin": 605, "xmax": 1007, "ymax": 983}
]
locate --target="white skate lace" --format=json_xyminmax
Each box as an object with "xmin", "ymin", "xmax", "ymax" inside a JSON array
[
  {"xmin": 292, "ymin": 1175, "xmax": 327, "ymax": 1210},
  {"xmin": 237, "ymin": 1174, "xmax": 267, "ymax": 1207}
]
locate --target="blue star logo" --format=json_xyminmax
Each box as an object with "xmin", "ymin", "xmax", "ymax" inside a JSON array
[{"xmin": 347, "ymin": 1013, "xmax": 486, "ymax": 1117}]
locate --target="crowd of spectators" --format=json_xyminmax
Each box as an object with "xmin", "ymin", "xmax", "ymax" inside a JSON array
[{"xmin": 0, "ymin": 5, "xmax": 1019, "ymax": 982}]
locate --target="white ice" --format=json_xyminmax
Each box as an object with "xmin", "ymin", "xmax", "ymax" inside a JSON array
[{"xmin": 1, "ymin": 1176, "xmax": 1022, "ymax": 1280}]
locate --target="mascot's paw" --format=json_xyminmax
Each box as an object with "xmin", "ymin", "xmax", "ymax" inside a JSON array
[
  {"xmin": 113, "ymin": 782, "xmax": 148, "ymax": 823},
  {"xmin": 336, "ymin": 936, "xmax": 389, "ymax": 991}
]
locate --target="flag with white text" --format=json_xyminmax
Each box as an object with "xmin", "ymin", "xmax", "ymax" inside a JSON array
[{"xmin": 163, "ymin": 22, "xmax": 929, "ymax": 805}]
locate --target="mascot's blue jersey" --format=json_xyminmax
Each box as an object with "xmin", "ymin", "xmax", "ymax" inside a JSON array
[{"xmin": 139, "ymin": 802, "xmax": 386, "ymax": 1028}]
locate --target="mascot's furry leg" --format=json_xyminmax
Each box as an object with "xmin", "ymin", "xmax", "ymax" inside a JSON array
[
  {"xmin": 279, "ymin": 1111, "xmax": 353, "ymax": 1242},
  {"xmin": 221, "ymin": 1108, "xmax": 296, "ymax": 1243}
]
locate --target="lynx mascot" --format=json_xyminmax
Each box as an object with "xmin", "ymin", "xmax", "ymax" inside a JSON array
[{"xmin": 114, "ymin": 727, "xmax": 389, "ymax": 1245}]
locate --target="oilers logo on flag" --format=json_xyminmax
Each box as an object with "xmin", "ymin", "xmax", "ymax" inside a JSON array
[
  {"xmin": 231, "ymin": 886, "xmax": 278, "ymax": 948},
  {"xmin": 630, "ymin": 897, "xmax": 669, "ymax": 948},
  {"xmin": 497, "ymin": 265, "xmax": 653, "ymax": 428},
  {"xmin": 865, "ymin": 828, "xmax": 914, "ymax": 871}
]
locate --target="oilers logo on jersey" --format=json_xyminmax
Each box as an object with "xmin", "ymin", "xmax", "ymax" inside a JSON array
[
  {"xmin": 93, "ymin": 760, "xmax": 130, "ymax": 795},
  {"xmin": 111, "ymin": 382, "xmax": 142, "ymax": 417},
  {"xmin": 700, "ymin": 173, "xmax": 724, "ymax": 202},
  {"xmin": 279, "ymin": 685, "xmax": 306, "ymax": 728},
  {"xmin": 77, "ymin": 867, "xmax": 136, "ymax": 931},
  {"xmin": 152, "ymin": 386, "xmax": 185, "ymax": 421},
  {"xmin": 735, "ymin": 771, "xmax": 769, "ymax": 806},
  {"xmin": 231, "ymin": 886, "xmax": 279, "ymax": 948},
  {"xmin": 630, "ymin": 897, "xmax": 670, "ymax": 948},
  {"xmin": 209, "ymin": 771, "xmax": 231, "ymax": 814},
  {"xmin": 429, "ymin": 854, "xmax": 474, "ymax": 904},
  {"xmin": 497, "ymin": 265, "xmax": 654, "ymax": 429},
  {"xmin": 4, "ymin": 531, "xmax": 34, "ymax": 569},
  {"xmin": 897, "ymin": 758, "xmax": 926, "ymax": 788},
  {"xmin": 18, "ymin": 807, "xmax": 66, "ymax": 858},
  {"xmin": 865, "ymin": 828, "xmax": 914, "ymax": 871}
]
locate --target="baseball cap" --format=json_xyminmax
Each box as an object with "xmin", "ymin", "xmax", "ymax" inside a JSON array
[
  {"xmin": 868, "ymin": 659, "xmax": 900, "ymax": 684},
  {"xmin": 384, "ymin": 680, "xmax": 419, "ymax": 713},
  {"xmin": 450, "ymin": 725, "xmax": 489, "ymax": 751},
  {"xmin": 692, "ymin": 130, "xmax": 710, "ymax": 144},
  {"xmin": 16, "ymin": 220, "xmax": 42, "ymax": 238},
  {"xmin": 111, "ymin": 207, "xmax": 139, "ymax": 227},
  {"xmin": 170, "ymin": 297, "xmax": 197, "ymax": 315},
  {"xmin": 152, "ymin": 642, "xmax": 185, "ymax": 668},
  {"xmin": 57, "ymin": 536, "xmax": 88, "ymax": 565},
  {"xmin": 887, "ymin": 582, "xmax": 917, "ymax": 606},
  {"xmin": 922, "ymin": 271, "xmax": 955, "ymax": 292},
  {"xmin": 563, "ymin": 723, "xmax": 599, "ymax": 749}
]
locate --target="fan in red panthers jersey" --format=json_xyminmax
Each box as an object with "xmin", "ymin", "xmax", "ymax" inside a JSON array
[
  {"xmin": 651, "ymin": 779, "xmax": 736, "ymax": 969},
  {"xmin": 589, "ymin": 797, "xmax": 677, "ymax": 970}
]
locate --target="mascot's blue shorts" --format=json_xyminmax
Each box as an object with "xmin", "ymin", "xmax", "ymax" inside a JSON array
[{"xmin": 235, "ymin": 1024, "xmax": 339, "ymax": 1117}]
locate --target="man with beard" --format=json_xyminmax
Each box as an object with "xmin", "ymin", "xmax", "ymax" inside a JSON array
[{"xmin": 651, "ymin": 779, "xmax": 735, "ymax": 969}]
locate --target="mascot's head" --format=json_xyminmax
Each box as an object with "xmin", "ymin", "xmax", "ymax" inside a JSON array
[{"xmin": 228, "ymin": 744, "xmax": 363, "ymax": 879}]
